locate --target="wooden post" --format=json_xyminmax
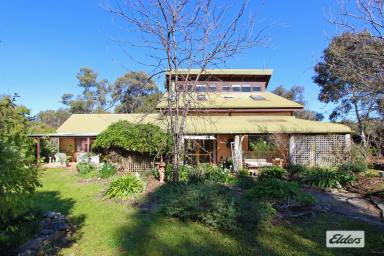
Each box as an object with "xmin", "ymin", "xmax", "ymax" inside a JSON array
[
  {"xmin": 36, "ymin": 137, "xmax": 41, "ymax": 162},
  {"xmin": 233, "ymin": 135, "xmax": 240, "ymax": 172},
  {"xmin": 86, "ymin": 137, "xmax": 90, "ymax": 153},
  {"xmin": 289, "ymin": 135, "xmax": 296, "ymax": 165}
]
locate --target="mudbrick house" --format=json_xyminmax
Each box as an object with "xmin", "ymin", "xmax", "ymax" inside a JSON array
[{"xmin": 31, "ymin": 69, "xmax": 351, "ymax": 169}]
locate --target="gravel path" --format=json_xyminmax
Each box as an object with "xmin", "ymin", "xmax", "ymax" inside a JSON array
[{"xmin": 303, "ymin": 187, "xmax": 384, "ymax": 228}]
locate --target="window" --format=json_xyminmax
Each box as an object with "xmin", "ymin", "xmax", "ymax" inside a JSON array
[
  {"xmin": 196, "ymin": 84, "xmax": 206, "ymax": 93},
  {"xmin": 252, "ymin": 86, "xmax": 261, "ymax": 92},
  {"xmin": 222, "ymin": 85, "xmax": 231, "ymax": 92},
  {"xmin": 241, "ymin": 85, "xmax": 251, "ymax": 92},
  {"xmin": 232, "ymin": 85, "xmax": 241, "ymax": 92},
  {"xmin": 208, "ymin": 85, "xmax": 217, "ymax": 92}
]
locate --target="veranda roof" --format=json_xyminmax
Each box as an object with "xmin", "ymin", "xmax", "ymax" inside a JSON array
[
  {"xmin": 156, "ymin": 92, "xmax": 304, "ymax": 110},
  {"xmin": 39, "ymin": 113, "xmax": 351, "ymax": 137}
]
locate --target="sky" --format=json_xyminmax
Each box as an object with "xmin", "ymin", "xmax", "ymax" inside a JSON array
[{"xmin": 0, "ymin": 0, "xmax": 343, "ymax": 118}]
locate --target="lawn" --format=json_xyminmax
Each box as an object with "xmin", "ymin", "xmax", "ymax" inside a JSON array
[{"xmin": 22, "ymin": 168, "xmax": 384, "ymax": 255}]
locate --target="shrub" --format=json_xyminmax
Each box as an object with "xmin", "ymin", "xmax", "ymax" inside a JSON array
[
  {"xmin": 259, "ymin": 166, "xmax": 287, "ymax": 180},
  {"xmin": 163, "ymin": 164, "xmax": 235, "ymax": 184},
  {"xmin": 286, "ymin": 164, "xmax": 307, "ymax": 180},
  {"xmin": 235, "ymin": 169, "xmax": 257, "ymax": 190},
  {"xmin": 99, "ymin": 163, "xmax": 117, "ymax": 179},
  {"xmin": 338, "ymin": 162, "xmax": 368, "ymax": 174},
  {"xmin": 92, "ymin": 121, "xmax": 171, "ymax": 156},
  {"xmin": 155, "ymin": 181, "xmax": 273, "ymax": 231},
  {"xmin": 104, "ymin": 175, "xmax": 145, "ymax": 199},
  {"xmin": 244, "ymin": 178, "xmax": 315, "ymax": 206},
  {"xmin": 249, "ymin": 138, "xmax": 278, "ymax": 159},
  {"xmin": 302, "ymin": 167, "xmax": 355, "ymax": 189},
  {"xmin": 76, "ymin": 162, "xmax": 96, "ymax": 176},
  {"xmin": 188, "ymin": 164, "xmax": 234, "ymax": 184}
]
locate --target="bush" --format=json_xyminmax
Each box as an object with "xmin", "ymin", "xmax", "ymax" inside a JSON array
[
  {"xmin": 104, "ymin": 175, "xmax": 145, "ymax": 199},
  {"xmin": 92, "ymin": 121, "xmax": 171, "ymax": 156},
  {"xmin": 244, "ymin": 178, "xmax": 315, "ymax": 206},
  {"xmin": 163, "ymin": 164, "xmax": 235, "ymax": 184},
  {"xmin": 286, "ymin": 164, "xmax": 307, "ymax": 180},
  {"xmin": 99, "ymin": 163, "xmax": 117, "ymax": 178},
  {"xmin": 76, "ymin": 162, "xmax": 96, "ymax": 176},
  {"xmin": 155, "ymin": 181, "xmax": 274, "ymax": 231},
  {"xmin": 338, "ymin": 162, "xmax": 368, "ymax": 174},
  {"xmin": 188, "ymin": 164, "xmax": 234, "ymax": 184},
  {"xmin": 259, "ymin": 166, "xmax": 287, "ymax": 180},
  {"xmin": 302, "ymin": 167, "xmax": 355, "ymax": 189},
  {"xmin": 235, "ymin": 169, "xmax": 257, "ymax": 190}
]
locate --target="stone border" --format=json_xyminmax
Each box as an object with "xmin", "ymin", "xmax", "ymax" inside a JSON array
[{"xmin": 17, "ymin": 211, "xmax": 73, "ymax": 256}]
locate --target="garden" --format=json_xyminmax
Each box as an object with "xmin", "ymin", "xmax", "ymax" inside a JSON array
[{"xmin": 2, "ymin": 116, "xmax": 384, "ymax": 255}]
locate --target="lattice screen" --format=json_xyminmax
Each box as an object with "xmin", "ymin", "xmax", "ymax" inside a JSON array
[{"xmin": 290, "ymin": 134, "xmax": 350, "ymax": 167}]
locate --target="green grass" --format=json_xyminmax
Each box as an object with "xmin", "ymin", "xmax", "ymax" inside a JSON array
[{"xmin": 20, "ymin": 168, "xmax": 384, "ymax": 255}]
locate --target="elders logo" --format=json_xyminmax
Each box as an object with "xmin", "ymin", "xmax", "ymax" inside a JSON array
[{"xmin": 326, "ymin": 231, "xmax": 365, "ymax": 248}]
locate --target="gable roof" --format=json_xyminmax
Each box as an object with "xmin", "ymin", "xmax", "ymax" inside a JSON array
[
  {"xmin": 53, "ymin": 113, "xmax": 351, "ymax": 135},
  {"xmin": 156, "ymin": 92, "xmax": 304, "ymax": 110}
]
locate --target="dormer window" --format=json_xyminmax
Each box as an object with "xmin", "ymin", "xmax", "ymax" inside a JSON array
[
  {"xmin": 208, "ymin": 85, "xmax": 217, "ymax": 92},
  {"xmin": 232, "ymin": 84, "xmax": 241, "ymax": 92},
  {"xmin": 252, "ymin": 86, "xmax": 261, "ymax": 92},
  {"xmin": 241, "ymin": 85, "xmax": 251, "ymax": 92},
  {"xmin": 196, "ymin": 84, "xmax": 206, "ymax": 93}
]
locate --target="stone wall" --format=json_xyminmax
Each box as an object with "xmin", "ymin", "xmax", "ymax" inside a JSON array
[{"xmin": 17, "ymin": 212, "xmax": 74, "ymax": 256}]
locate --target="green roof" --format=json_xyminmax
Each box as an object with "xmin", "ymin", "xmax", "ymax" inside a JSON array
[
  {"xmin": 156, "ymin": 92, "xmax": 304, "ymax": 109},
  {"xmin": 54, "ymin": 114, "xmax": 351, "ymax": 135}
]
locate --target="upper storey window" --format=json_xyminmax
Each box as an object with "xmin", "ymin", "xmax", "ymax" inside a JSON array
[
  {"xmin": 196, "ymin": 84, "xmax": 206, "ymax": 93},
  {"xmin": 222, "ymin": 85, "xmax": 231, "ymax": 92},
  {"xmin": 208, "ymin": 85, "xmax": 217, "ymax": 92},
  {"xmin": 232, "ymin": 85, "xmax": 241, "ymax": 92},
  {"xmin": 241, "ymin": 85, "xmax": 251, "ymax": 92},
  {"xmin": 252, "ymin": 86, "xmax": 261, "ymax": 92}
]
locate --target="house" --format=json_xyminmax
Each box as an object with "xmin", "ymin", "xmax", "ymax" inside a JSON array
[{"xmin": 30, "ymin": 69, "xmax": 351, "ymax": 168}]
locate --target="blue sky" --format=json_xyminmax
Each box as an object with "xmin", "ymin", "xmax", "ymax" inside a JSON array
[{"xmin": 0, "ymin": 0, "xmax": 342, "ymax": 118}]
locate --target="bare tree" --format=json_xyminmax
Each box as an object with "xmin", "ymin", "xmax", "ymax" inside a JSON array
[
  {"xmin": 329, "ymin": 0, "xmax": 384, "ymax": 39},
  {"xmin": 104, "ymin": 0, "xmax": 269, "ymax": 180}
]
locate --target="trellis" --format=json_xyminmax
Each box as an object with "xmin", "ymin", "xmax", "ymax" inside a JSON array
[{"xmin": 289, "ymin": 134, "xmax": 350, "ymax": 167}]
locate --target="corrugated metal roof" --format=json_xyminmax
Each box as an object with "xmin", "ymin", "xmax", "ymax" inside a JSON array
[
  {"xmin": 166, "ymin": 69, "xmax": 273, "ymax": 76},
  {"xmin": 53, "ymin": 113, "xmax": 351, "ymax": 135},
  {"xmin": 156, "ymin": 92, "xmax": 304, "ymax": 109}
]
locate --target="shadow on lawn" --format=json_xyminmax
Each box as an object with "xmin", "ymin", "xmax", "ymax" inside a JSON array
[
  {"xmin": 112, "ymin": 180, "xmax": 337, "ymax": 256},
  {"xmin": 8, "ymin": 191, "xmax": 87, "ymax": 254}
]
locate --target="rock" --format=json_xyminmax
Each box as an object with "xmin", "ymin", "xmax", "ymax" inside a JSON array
[
  {"xmin": 370, "ymin": 196, "xmax": 384, "ymax": 218},
  {"xmin": 45, "ymin": 211, "xmax": 56, "ymax": 218},
  {"xmin": 18, "ymin": 211, "xmax": 74, "ymax": 255}
]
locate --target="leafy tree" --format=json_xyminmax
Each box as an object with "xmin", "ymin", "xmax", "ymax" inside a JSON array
[
  {"xmin": 34, "ymin": 109, "xmax": 71, "ymax": 129},
  {"xmin": 313, "ymin": 32, "xmax": 384, "ymax": 148},
  {"xmin": 113, "ymin": 71, "xmax": 160, "ymax": 113},
  {"xmin": 0, "ymin": 95, "xmax": 40, "ymax": 246},
  {"xmin": 61, "ymin": 67, "xmax": 114, "ymax": 113},
  {"xmin": 271, "ymin": 85, "xmax": 324, "ymax": 121}
]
